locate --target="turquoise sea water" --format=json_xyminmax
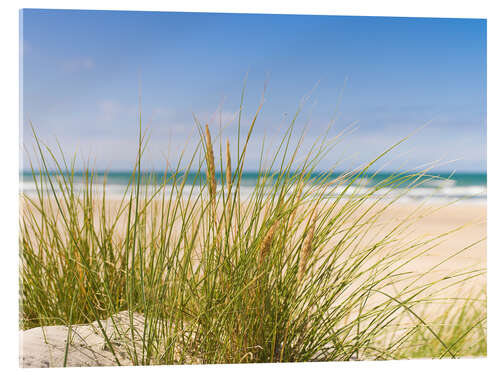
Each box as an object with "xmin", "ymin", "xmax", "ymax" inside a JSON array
[{"xmin": 20, "ymin": 171, "xmax": 486, "ymax": 203}]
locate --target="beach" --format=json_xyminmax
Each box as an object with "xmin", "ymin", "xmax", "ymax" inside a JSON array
[
  {"xmin": 17, "ymin": 8, "xmax": 488, "ymax": 369},
  {"xmin": 20, "ymin": 194, "xmax": 486, "ymax": 294},
  {"xmin": 19, "ymin": 193, "xmax": 486, "ymax": 364},
  {"xmin": 371, "ymin": 201, "xmax": 485, "ymax": 276}
]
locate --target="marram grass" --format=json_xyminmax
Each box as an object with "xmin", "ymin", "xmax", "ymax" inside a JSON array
[{"xmin": 20, "ymin": 96, "xmax": 486, "ymax": 365}]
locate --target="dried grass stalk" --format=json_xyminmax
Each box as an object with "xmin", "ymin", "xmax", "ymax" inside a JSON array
[
  {"xmin": 259, "ymin": 221, "xmax": 279, "ymax": 264},
  {"xmin": 221, "ymin": 139, "xmax": 233, "ymax": 244},
  {"xmin": 226, "ymin": 139, "xmax": 232, "ymax": 195},
  {"xmin": 205, "ymin": 124, "xmax": 216, "ymax": 215},
  {"xmin": 298, "ymin": 211, "xmax": 317, "ymax": 282}
]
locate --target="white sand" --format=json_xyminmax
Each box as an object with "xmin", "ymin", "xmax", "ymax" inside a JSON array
[
  {"xmin": 19, "ymin": 200, "xmax": 486, "ymax": 367},
  {"xmin": 20, "ymin": 311, "xmax": 144, "ymax": 367}
]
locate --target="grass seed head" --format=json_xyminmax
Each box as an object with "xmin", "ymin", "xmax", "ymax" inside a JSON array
[
  {"xmin": 205, "ymin": 124, "xmax": 216, "ymax": 209},
  {"xmin": 259, "ymin": 221, "xmax": 279, "ymax": 264},
  {"xmin": 299, "ymin": 210, "xmax": 317, "ymax": 282},
  {"xmin": 226, "ymin": 139, "xmax": 232, "ymax": 195}
]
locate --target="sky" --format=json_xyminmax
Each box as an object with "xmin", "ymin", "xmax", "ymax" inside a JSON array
[{"xmin": 20, "ymin": 9, "xmax": 486, "ymax": 172}]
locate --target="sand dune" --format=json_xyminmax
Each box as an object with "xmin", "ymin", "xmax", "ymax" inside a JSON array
[{"xmin": 19, "ymin": 200, "xmax": 486, "ymax": 367}]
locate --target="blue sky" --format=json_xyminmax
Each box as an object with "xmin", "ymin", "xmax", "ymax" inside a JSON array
[{"xmin": 21, "ymin": 9, "xmax": 486, "ymax": 172}]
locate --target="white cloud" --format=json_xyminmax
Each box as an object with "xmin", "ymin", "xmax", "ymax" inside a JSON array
[
  {"xmin": 196, "ymin": 110, "xmax": 239, "ymax": 129},
  {"xmin": 152, "ymin": 107, "xmax": 173, "ymax": 119},
  {"xmin": 61, "ymin": 57, "xmax": 95, "ymax": 73},
  {"xmin": 98, "ymin": 99, "xmax": 121, "ymax": 122},
  {"xmin": 97, "ymin": 99, "xmax": 137, "ymax": 124},
  {"xmin": 81, "ymin": 58, "xmax": 94, "ymax": 69}
]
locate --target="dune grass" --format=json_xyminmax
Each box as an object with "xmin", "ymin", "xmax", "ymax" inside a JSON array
[{"xmin": 19, "ymin": 95, "xmax": 486, "ymax": 365}]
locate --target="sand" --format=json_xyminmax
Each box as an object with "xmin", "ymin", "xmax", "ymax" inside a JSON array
[
  {"xmin": 20, "ymin": 311, "xmax": 144, "ymax": 367},
  {"xmin": 363, "ymin": 202, "xmax": 486, "ymax": 276},
  {"xmin": 19, "ymin": 200, "xmax": 486, "ymax": 367}
]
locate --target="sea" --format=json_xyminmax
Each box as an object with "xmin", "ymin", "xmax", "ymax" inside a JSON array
[{"xmin": 20, "ymin": 171, "xmax": 486, "ymax": 205}]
